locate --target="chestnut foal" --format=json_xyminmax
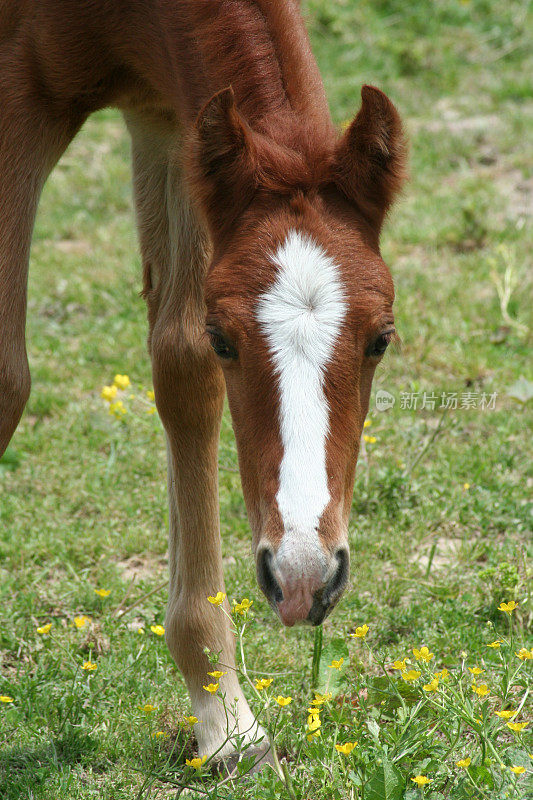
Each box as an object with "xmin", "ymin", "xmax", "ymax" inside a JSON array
[{"xmin": 0, "ymin": 0, "xmax": 405, "ymax": 764}]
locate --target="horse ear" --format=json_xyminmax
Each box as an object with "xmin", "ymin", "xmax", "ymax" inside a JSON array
[
  {"xmin": 191, "ymin": 87, "xmax": 257, "ymax": 234},
  {"xmin": 333, "ymin": 85, "xmax": 407, "ymax": 231}
]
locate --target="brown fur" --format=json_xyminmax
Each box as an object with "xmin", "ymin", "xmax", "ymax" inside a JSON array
[{"xmin": 0, "ymin": 0, "xmax": 406, "ymax": 759}]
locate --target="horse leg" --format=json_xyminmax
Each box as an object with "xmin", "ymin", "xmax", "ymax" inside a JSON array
[
  {"xmin": 125, "ymin": 109, "xmax": 267, "ymax": 764},
  {"xmin": 0, "ymin": 57, "xmax": 82, "ymax": 457}
]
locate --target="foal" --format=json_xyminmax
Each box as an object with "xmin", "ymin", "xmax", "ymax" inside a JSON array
[{"xmin": 0, "ymin": 0, "xmax": 405, "ymax": 763}]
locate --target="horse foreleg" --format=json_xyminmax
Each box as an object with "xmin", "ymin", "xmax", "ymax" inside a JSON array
[{"xmin": 126, "ymin": 109, "xmax": 267, "ymax": 764}]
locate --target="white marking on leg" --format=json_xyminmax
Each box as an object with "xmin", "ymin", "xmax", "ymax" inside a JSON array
[{"xmin": 256, "ymin": 230, "xmax": 347, "ymax": 575}]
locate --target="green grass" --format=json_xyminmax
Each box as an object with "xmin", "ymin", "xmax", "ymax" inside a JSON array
[{"xmin": 0, "ymin": 0, "xmax": 531, "ymax": 797}]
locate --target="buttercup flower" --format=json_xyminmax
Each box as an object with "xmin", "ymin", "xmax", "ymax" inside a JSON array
[
  {"xmin": 94, "ymin": 589, "xmax": 111, "ymax": 597},
  {"xmin": 401, "ymin": 670, "xmax": 421, "ymax": 682},
  {"xmin": 150, "ymin": 625, "xmax": 165, "ymax": 636},
  {"xmin": 413, "ymin": 646, "xmax": 434, "ymax": 662},
  {"xmin": 363, "ymin": 419, "xmax": 372, "ymax": 428},
  {"xmin": 364, "ymin": 435, "xmax": 377, "ymax": 444},
  {"xmin": 137, "ymin": 627, "xmax": 145, "ymax": 635},
  {"xmin": 207, "ymin": 592, "xmax": 226, "ymax": 606},
  {"xmin": 0, "ymin": 696, "xmax": 13, "ymax": 703},
  {"xmin": 275, "ymin": 696, "xmax": 292, "ymax": 707},
  {"xmin": 468, "ymin": 666, "xmax": 484, "ymax": 675},
  {"xmin": 507, "ymin": 722, "xmax": 528, "ymax": 732},
  {"xmin": 495, "ymin": 709, "xmax": 517, "ymax": 719},
  {"xmin": 392, "ymin": 659, "xmax": 408, "ymax": 671},
  {"xmin": 487, "ymin": 640, "xmax": 503, "ymax": 648},
  {"xmin": 456, "ymin": 758, "xmax": 471, "ymax": 768},
  {"xmin": 306, "ymin": 729, "xmax": 321, "ymax": 741},
  {"xmin": 37, "ymin": 623, "xmax": 52, "ymax": 634},
  {"xmin": 113, "ymin": 374, "xmax": 130, "ymax": 390},
  {"xmin": 101, "ymin": 385, "xmax": 118, "ymax": 401},
  {"xmin": 203, "ymin": 683, "xmax": 219, "ymax": 694},
  {"xmin": 109, "ymin": 400, "xmax": 126, "ymax": 418},
  {"xmin": 233, "ymin": 598, "xmax": 253, "ymax": 615},
  {"xmin": 411, "ymin": 775, "xmax": 431, "ymax": 787},
  {"xmin": 351, "ymin": 624, "xmax": 369, "ymax": 639},
  {"xmin": 423, "ymin": 678, "xmax": 439, "ymax": 692},
  {"xmin": 463, "ymin": 483, "xmax": 470, "ymax": 490},
  {"xmin": 82, "ymin": 661, "xmax": 97, "ymax": 671},
  {"xmin": 434, "ymin": 668, "xmax": 449, "ymax": 680},
  {"xmin": 313, "ymin": 692, "xmax": 332, "ymax": 705},
  {"xmin": 498, "ymin": 600, "xmax": 518, "ymax": 614},
  {"xmin": 74, "ymin": 615, "xmax": 90, "ymax": 629},
  {"xmin": 255, "ymin": 678, "xmax": 273, "ymax": 691},
  {"xmin": 186, "ymin": 756, "xmax": 207, "ymax": 769},
  {"xmin": 329, "ymin": 658, "xmax": 344, "ymax": 670},
  {"xmin": 153, "ymin": 731, "xmax": 169, "ymax": 739},
  {"xmin": 186, "ymin": 716, "xmax": 199, "ymax": 725},
  {"xmin": 142, "ymin": 704, "xmax": 157, "ymax": 714},
  {"xmin": 207, "ymin": 671, "xmax": 227, "ymax": 679},
  {"xmin": 510, "ymin": 766, "xmax": 525, "ymax": 775},
  {"xmin": 516, "ymin": 648, "xmax": 533, "ymax": 660},
  {"xmin": 335, "ymin": 742, "xmax": 357, "ymax": 755},
  {"xmin": 307, "ymin": 715, "xmax": 321, "ymax": 732},
  {"xmin": 471, "ymin": 684, "xmax": 490, "ymax": 697},
  {"xmin": 146, "ymin": 390, "xmax": 155, "ymax": 400}
]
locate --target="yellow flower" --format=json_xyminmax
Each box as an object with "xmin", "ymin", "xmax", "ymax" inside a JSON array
[
  {"xmin": 186, "ymin": 716, "xmax": 199, "ymax": 725},
  {"xmin": 113, "ymin": 374, "xmax": 130, "ymax": 390},
  {"xmin": 233, "ymin": 598, "xmax": 253, "ymax": 615},
  {"xmin": 468, "ymin": 667, "xmax": 484, "ymax": 675},
  {"xmin": 456, "ymin": 758, "xmax": 471, "ymax": 768},
  {"xmin": 423, "ymin": 678, "xmax": 439, "ymax": 692},
  {"xmin": 471, "ymin": 684, "xmax": 489, "ymax": 697},
  {"xmin": 275, "ymin": 696, "xmax": 292, "ymax": 707},
  {"xmin": 413, "ymin": 646, "xmax": 434, "ymax": 662},
  {"xmin": 255, "ymin": 678, "xmax": 273, "ymax": 691},
  {"xmin": 186, "ymin": 756, "xmax": 207, "ymax": 770},
  {"xmin": 351, "ymin": 624, "xmax": 369, "ymax": 639},
  {"xmin": 516, "ymin": 648, "xmax": 533, "ymax": 660},
  {"xmin": 487, "ymin": 640, "xmax": 503, "ymax": 648},
  {"xmin": 109, "ymin": 400, "xmax": 126, "ymax": 418},
  {"xmin": 329, "ymin": 658, "xmax": 344, "ymax": 670},
  {"xmin": 507, "ymin": 722, "xmax": 528, "ymax": 732},
  {"xmin": 498, "ymin": 600, "xmax": 518, "ymax": 614},
  {"xmin": 137, "ymin": 627, "xmax": 145, "ymax": 635},
  {"xmin": 153, "ymin": 731, "xmax": 169, "ymax": 739},
  {"xmin": 207, "ymin": 592, "xmax": 226, "ymax": 606},
  {"xmin": 313, "ymin": 692, "xmax": 332, "ymax": 705},
  {"xmin": 150, "ymin": 625, "xmax": 165, "ymax": 636},
  {"xmin": 510, "ymin": 766, "xmax": 525, "ymax": 775},
  {"xmin": 364, "ymin": 419, "xmax": 372, "ymax": 428},
  {"xmin": 392, "ymin": 659, "xmax": 408, "ymax": 671},
  {"xmin": 82, "ymin": 661, "xmax": 97, "ymax": 671},
  {"xmin": 207, "ymin": 671, "xmax": 227, "ymax": 679},
  {"xmin": 146, "ymin": 390, "xmax": 155, "ymax": 400},
  {"xmin": 94, "ymin": 589, "xmax": 111, "ymax": 597},
  {"xmin": 37, "ymin": 623, "xmax": 52, "ymax": 634},
  {"xmin": 307, "ymin": 715, "xmax": 321, "ymax": 732},
  {"xmin": 306, "ymin": 729, "xmax": 321, "ymax": 741},
  {"xmin": 411, "ymin": 775, "xmax": 431, "ymax": 787},
  {"xmin": 101, "ymin": 385, "xmax": 118, "ymax": 401},
  {"xmin": 495, "ymin": 710, "xmax": 517, "ymax": 719},
  {"xmin": 364, "ymin": 435, "xmax": 377, "ymax": 444},
  {"xmin": 203, "ymin": 683, "xmax": 219, "ymax": 694},
  {"xmin": 74, "ymin": 615, "xmax": 90, "ymax": 629},
  {"xmin": 146, "ymin": 407, "xmax": 156, "ymax": 415},
  {"xmin": 463, "ymin": 483, "xmax": 470, "ymax": 490},
  {"xmin": 142, "ymin": 704, "xmax": 157, "ymax": 714},
  {"xmin": 401, "ymin": 670, "xmax": 421, "ymax": 682},
  {"xmin": 434, "ymin": 668, "xmax": 449, "ymax": 680},
  {"xmin": 0, "ymin": 696, "xmax": 14, "ymax": 703},
  {"xmin": 336, "ymin": 742, "xmax": 357, "ymax": 755}
]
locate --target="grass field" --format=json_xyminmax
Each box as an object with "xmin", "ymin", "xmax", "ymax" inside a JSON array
[{"xmin": 1, "ymin": 1, "xmax": 531, "ymax": 797}]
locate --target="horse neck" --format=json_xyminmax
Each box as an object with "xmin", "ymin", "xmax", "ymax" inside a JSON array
[{"xmin": 143, "ymin": 0, "xmax": 335, "ymax": 145}]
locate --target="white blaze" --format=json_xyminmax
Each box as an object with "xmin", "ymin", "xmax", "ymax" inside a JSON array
[{"xmin": 256, "ymin": 230, "xmax": 347, "ymax": 555}]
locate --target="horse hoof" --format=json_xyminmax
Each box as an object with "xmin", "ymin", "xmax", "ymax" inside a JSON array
[{"xmin": 213, "ymin": 741, "xmax": 276, "ymax": 778}]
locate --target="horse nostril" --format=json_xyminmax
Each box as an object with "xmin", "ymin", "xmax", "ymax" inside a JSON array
[
  {"xmin": 308, "ymin": 548, "xmax": 350, "ymax": 626},
  {"xmin": 323, "ymin": 548, "xmax": 350, "ymax": 607},
  {"xmin": 257, "ymin": 547, "xmax": 283, "ymax": 605}
]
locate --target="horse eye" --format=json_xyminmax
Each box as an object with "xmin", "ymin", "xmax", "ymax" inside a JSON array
[
  {"xmin": 367, "ymin": 330, "xmax": 394, "ymax": 358},
  {"xmin": 207, "ymin": 328, "xmax": 237, "ymax": 360}
]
